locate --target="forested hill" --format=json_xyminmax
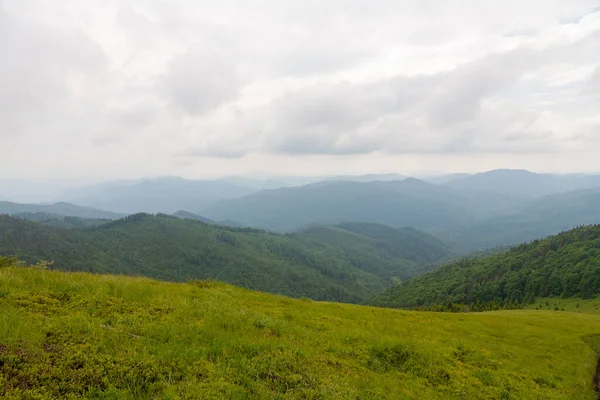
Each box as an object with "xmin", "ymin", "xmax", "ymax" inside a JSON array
[
  {"xmin": 369, "ymin": 225, "xmax": 600, "ymax": 310},
  {"xmin": 296, "ymin": 223, "xmax": 453, "ymax": 266},
  {"xmin": 0, "ymin": 214, "xmax": 452, "ymax": 303},
  {"xmin": 11, "ymin": 212, "xmax": 111, "ymax": 228}
]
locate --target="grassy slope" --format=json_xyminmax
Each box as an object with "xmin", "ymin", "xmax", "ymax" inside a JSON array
[
  {"xmin": 1, "ymin": 267, "xmax": 600, "ymax": 399},
  {"xmin": 0, "ymin": 214, "xmax": 452, "ymax": 303},
  {"xmin": 527, "ymin": 297, "xmax": 600, "ymax": 314}
]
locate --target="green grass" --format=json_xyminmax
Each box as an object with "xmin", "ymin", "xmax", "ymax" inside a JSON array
[
  {"xmin": 527, "ymin": 297, "xmax": 600, "ymax": 315},
  {"xmin": 1, "ymin": 266, "xmax": 600, "ymax": 399}
]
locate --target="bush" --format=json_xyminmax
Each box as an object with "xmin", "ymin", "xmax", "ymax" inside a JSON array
[{"xmin": 0, "ymin": 256, "xmax": 23, "ymax": 269}]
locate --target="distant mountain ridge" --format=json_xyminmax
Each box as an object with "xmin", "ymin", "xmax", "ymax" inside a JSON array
[
  {"xmin": 0, "ymin": 201, "xmax": 122, "ymax": 219},
  {"xmin": 6, "ymin": 169, "xmax": 600, "ymax": 252},
  {"xmin": 202, "ymin": 171, "xmax": 600, "ymax": 250},
  {"xmin": 443, "ymin": 169, "xmax": 600, "ymax": 198},
  {"xmin": 59, "ymin": 176, "xmax": 259, "ymax": 214},
  {"xmin": 202, "ymin": 178, "xmax": 525, "ymax": 233},
  {"xmin": 10, "ymin": 212, "xmax": 111, "ymax": 228},
  {"xmin": 439, "ymin": 187, "xmax": 600, "ymax": 250},
  {"xmin": 172, "ymin": 210, "xmax": 216, "ymax": 224}
]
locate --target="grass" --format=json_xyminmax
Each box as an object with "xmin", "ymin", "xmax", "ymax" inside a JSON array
[
  {"xmin": 1, "ymin": 266, "xmax": 600, "ymax": 399},
  {"xmin": 527, "ymin": 297, "xmax": 600, "ymax": 315}
]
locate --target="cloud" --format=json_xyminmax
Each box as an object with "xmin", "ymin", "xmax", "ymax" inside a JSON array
[
  {"xmin": 590, "ymin": 65, "xmax": 600, "ymax": 92},
  {"xmin": 159, "ymin": 49, "xmax": 241, "ymax": 115},
  {"xmin": 1, "ymin": 0, "xmax": 600, "ymax": 182},
  {"xmin": 0, "ymin": 7, "xmax": 106, "ymax": 138},
  {"xmin": 184, "ymin": 44, "xmax": 581, "ymax": 157}
]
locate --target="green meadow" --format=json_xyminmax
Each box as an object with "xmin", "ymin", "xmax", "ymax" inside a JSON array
[
  {"xmin": 528, "ymin": 297, "xmax": 600, "ymax": 315},
  {"xmin": 1, "ymin": 265, "xmax": 599, "ymax": 399}
]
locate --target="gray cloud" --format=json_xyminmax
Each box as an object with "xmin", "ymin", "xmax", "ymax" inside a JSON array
[
  {"xmin": 188, "ymin": 46, "xmax": 566, "ymax": 157},
  {"xmin": 159, "ymin": 49, "xmax": 241, "ymax": 115},
  {"xmin": 1, "ymin": 0, "xmax": 600, "ymax": 181},
  {"xmin": 590, "ymin": 65, "xmax": 600, "ymax": 92},
  {"xmin": 0, "ymin": 7, "xmax": 106, "ymax": 138}
]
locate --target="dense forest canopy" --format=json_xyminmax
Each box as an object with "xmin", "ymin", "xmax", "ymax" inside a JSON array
[
  {"xmin": 0, "ymin": 214, "xmax": 453, "ymax": 303},
  {"xmin": 369, "ymin": 225, "xmax": 600, "ymax": 310}
]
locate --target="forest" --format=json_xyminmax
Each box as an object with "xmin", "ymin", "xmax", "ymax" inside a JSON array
[
  {"xmin": 0, "ymin": 214, "xmax": 453, "ymax": 303},
  {"xmin": 369, "ymin": 225, "xmax": 600, "ymax": 310}
]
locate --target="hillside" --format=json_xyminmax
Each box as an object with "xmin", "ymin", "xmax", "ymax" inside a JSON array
[
  {"xmin": 0, "ymin": 201, "xmax": 122, "ymax": 219},
  {"xmin": 202, "ymin": 179, "xmax": 522, "ymax": 233},
  {"xmin": 291, "ymin": 223, "xmax": 455, "ymax": 280},
  {"xmin": 370, "ymin": 225, "xmax": 600, "ymax": 310},
  {"xmin": 1, "ymin": 263, "xmax": 599, "ymax": 399},
  {"xmin": 0, "ymin": 214, "xmax": 451, "ymax": 303},
  {"xmin": 334, "ymin": 223, "xmax": 453, "ymax": 264},
  {"xmin": 172, "ymin": 210, "xmax": 216, "ymax": 224},
  {"xmin": 173, "ymin": 210, "xmax": 244, "ymax": 228}
]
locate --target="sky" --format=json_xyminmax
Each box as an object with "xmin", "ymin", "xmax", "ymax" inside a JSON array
[{"xmin": 1, "ymin": 0, "xmax": 600, "ymax": 184}]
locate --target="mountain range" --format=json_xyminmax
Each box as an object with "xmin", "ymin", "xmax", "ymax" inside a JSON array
[
  {"xmin": 0, "ymin": 201, "xmax": 122, "ymax": 219},
  {"xmin": 443, "ymin": 169, "xmax": 600, "ymax": 198},
  {"xmin": 3, "ymin": 169, "xmax": 600, "ymax": 252},
  {"xmin": 58, "ymin": 176, "xmax": 259, "ymax": 214},
  {"xmin": 202, "ymin": 171, "xmax": 600, "ymax": 250},
  {"xmin": 201, "ymin": 178, "xmax": 517, "ymax": 233}
]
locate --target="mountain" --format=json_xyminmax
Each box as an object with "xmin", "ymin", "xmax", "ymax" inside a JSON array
[
  {"xmin": 321, "ymin": 173, "xmax": 407, "ymax": 182},
  {"xmin": 204, "ymin": 173, "xmax": 600, "ymax": 251},
  {"xmin": 444, "ymin": 169, "xmax": 600, "ymax": 198},
  {"xmin": 172, "ymin": 210, "xmax": 247, "ymax": 228},
  {"xmin": 172, "ymin": 210, "xmax": 216, "ymax": 224},
  {"xmin": 11, "ymin": 212, "xmax": 111, "ymax": 228},
  {"xmin": 60, "ymin": 176, "xmax": 259, "ymax": 214},
  {"xmin": 369, "ymin": 225, "xmax": 600, "ymax": 310},
  {"xmin": 0, "ymin": 214, "xmax": 451, "ymax": 303},
  {"xmin": 0, "ymin": 179, "xmax": 77, "ymax": 203},
  {"xmin": 323, "ymin": 222, "xmax": 454, "ymax": 264},
  {"xmin": 0, "ymin": 201, "xmax": 122, "ymax": 219},
  {"xmin": 202, "ymin": 178, "xmax": 524, "ymax": 233},
  {"xmin": 422, "ymin": 173, "xmax": 472, "ymax": 185},
  {"xmin": 292, "ymin": 223, "xmax": 455, "ymax": 280},
  {"xmin": 442, "ymin": 188, "xmax": 600, "ymax": 251},
  {"xmin": 3, "ymin": 263, "xmax": 599, "ymax": 399},
  {"xmin": 218, "ymin": 177, "xmax": 292, "ymax": 189}
]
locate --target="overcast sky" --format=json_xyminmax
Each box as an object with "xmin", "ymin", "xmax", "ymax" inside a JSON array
[{"xmin": 1, "ymin": 0, "xmax": 599, "ymax": 183}]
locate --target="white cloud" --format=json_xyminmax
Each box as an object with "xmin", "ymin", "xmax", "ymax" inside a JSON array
[{"xmin": 0, "ymin": 0, "xmax": 599, "ymax": 183}]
